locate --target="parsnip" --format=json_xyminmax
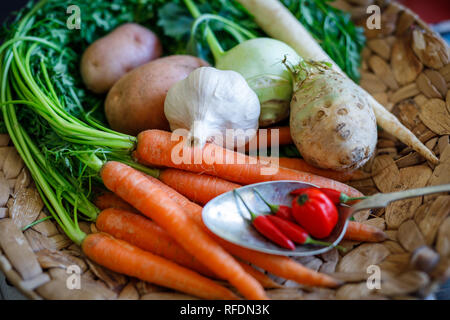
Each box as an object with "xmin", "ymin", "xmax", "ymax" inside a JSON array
[{"xmin": 236, "ymin": 0, "xmax": 439, "ymax": 164}]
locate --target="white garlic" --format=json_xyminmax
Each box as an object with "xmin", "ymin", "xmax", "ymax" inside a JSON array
[{"xmin": 164, "ymin": 67, "xmax": 261, "ymax": 148}]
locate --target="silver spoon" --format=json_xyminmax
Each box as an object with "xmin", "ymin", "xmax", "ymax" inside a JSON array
[{"xmin": 202, "ymin": 181, "xmax": 450, "ymax": 256}]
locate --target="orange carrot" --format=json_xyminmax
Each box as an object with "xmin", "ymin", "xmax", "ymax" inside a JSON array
[
  {"xmin": 97, "ymin": 207, "xmax": 284, "ymax": 289},
  {"xmin": 135, "ymin": 130, "xmax": 363, "ymax": 198},
  {"xmin": 258, "ymin": 156, "xmax": 369, "ymax": 182},
  {"xmin": 344, "ymin": 221, "xmax": 388, "ymax": 242},
  {"xmin": 96, "ymin": 208, "xmax": 216, "ymax": 278},
  {"xmin": 159, "ymin": 169, "xmax": 241, "ymax": 205},
  {"xmin": 237, "ymin": 261, "xmax": 282, "ymax": 289},
  {"xmin": 100, "ymin": 161, "xmax": 268, "ymax": 300},
  {"xmin": 82, "ymin": 232, "xmax": 238, "ymax": 300},
  {"xmin": 94, "ymin": 192, "xmax": 139, "ymax": 213},
  {"xmin": 245, "ymin": 126, "xmax": 292, "ymax": 151},
  {"xmin": 216, "ymin": 239, "xmax": 341, "ymax": 288},
  {"xmin": 142, "ymin": 174, "xmax": 340, "ymax": 288}
]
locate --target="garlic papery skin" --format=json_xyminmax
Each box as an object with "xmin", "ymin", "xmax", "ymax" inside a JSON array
[{"xmin": 164, "ymin": 66, "xmax": 261, "ymax": 148}]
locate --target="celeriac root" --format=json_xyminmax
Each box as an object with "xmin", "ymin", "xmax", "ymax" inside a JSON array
[{"xmin": 236, "ymin": 0, "xmax": 439, "ymax": 164}]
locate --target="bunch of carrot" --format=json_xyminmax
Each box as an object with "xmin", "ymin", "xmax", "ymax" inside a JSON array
[{"xmin": 79, "ymin": 129, "xmax": 387, "ymax": 300}]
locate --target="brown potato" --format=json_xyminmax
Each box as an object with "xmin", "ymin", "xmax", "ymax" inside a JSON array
[
  {"xmin": 105, "ymin": 55, "xmax": 209, "ymax": 136},
  {"xmin": 81, "ymin": 23, "xmax": 162, "ymax": 94}
]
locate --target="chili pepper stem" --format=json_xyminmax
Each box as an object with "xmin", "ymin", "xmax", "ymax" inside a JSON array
[
  {"xmin": 233, "ymin": 190, "xmax": 258, "ymax": 221},
  {"xmin": 304, "ymin": 237, "xmax": 346, "ymax": 252},
  {"xmin": 340, "ymin": 194, "xmax": 367, "ymax": 203},
  {"xmin": 296, "ymin": 194, "xmax": 309, "ymax": 205},
  {"xmin": 253, "ymin": 188, "xmax": 279, "ymax": 213}
]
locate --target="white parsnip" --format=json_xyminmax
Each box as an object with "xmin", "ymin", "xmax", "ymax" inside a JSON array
[{"xmin": 236, "ymin": 0, "xmax": 439, "ymax": 164}]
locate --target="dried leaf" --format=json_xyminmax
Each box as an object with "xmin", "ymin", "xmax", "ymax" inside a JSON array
[
  {"xmin": 38, "ymin": 268, "xmax": 116, "ymax": 300},
  {"xmin": 31, "ymin": 212, "xmax": 58, "ymax": 237},
  {"xmin": 397, "ymin": 220, "xmax": 426, "ymax": 252},
  {"xmin": 419, "ymin": 99, "xmax": 450, "ymax": 135},
  {"xmin": 141, "ymin": 292, "xmax": 198, "ymax": 300},
  {"xmin": 410, "ymin": 245, "xmax": 440, "ymax": 273},
  {"xmin": 396, "ymin": 10, "xmax": 416, "ymax": 35},
  {"xmin": 10, "ymin": 188, "xmax": 44, "ymax": 230},
  {"xmin": 36, "ymin": 249, "xmax": 87, "ymax": 272},
  {"xmin": 385, "ymin": 165, "xmax": 431, "ymax": 228},
  {"xmin": 337, "ymin": 243, "xmax": 390, "ymax": 273},
  {"xmin": 379, "ymin": 253, "xmax": 411, "ymax": 274},
  {"xmin": 118, "ymin": 282, "xmax": 140, "ymax": 300},
  {"xmin": 423, "ymin": 69, "xmax": 447, "ymax": 97},
  {"xmin": 416, "ymin": 195, "xmax": 450, "ymax": 245},
  {"xmin": 85, "ymin": 259, "xmax": 127, "ymax": 292},
  {"xmin": 266, "ymin": 288, "xmax": 304, "ymax": 300},
  {"xmin": 0, "ymin": 171, "xmax": 11, "ymax": 207},
  {"xmin": 436, "ymin": 217, "xmax": 450, "ymax": 257},
  {"xmin": 379, "ymin": 271, "xmax": 429, "ymax": 296},
  {"xmin": 0, "ymin": 147, "xmax": 13, "ymax": 169},
  {"xmin": 336, "ymin": 282, "xmax": 379, "ymax": 299},
  {"xmin": 391, "ymin": 35, "xmax": 423, "ymax": 85},
  {"xmin": 0, "ymin": 218, "xmax": 42, "ymax": 280},
  {"xmin": 412, "ymin": 28, "xmax": 450, "ymax": 69},
  {"xmin": 383, "ymin": 240, "xmax": 406, "ymax": 254},
  {"xmin": 369, "ymin": 55, "xmax": 399, "ymax": 90},
  {"xmin": 416, "ymin": 73, "xmax": 443, "ymax": 99},
  {"xmin": 391, "ymin": 83, "xmax": 420, "ymax": 103},
  {"xmin": 426, "ymin": 145, "xmax": 450, "ymax": 201},
  {"xmin": 2, "ymin": 148, "xmax": 24, "ymax": 179},
  {"xmin": 362, "ymin": 217, "xmax": 386, "ymax": 230},
  {"xmin": 367, "ymin": 38, "xmax": 391, "ymax": 60},
  {"xmin": 360, "ymin": 72, "xmax": 387, "ymax": 94},
  {"xmin": 372, "ymin": 155, "xmax": 401, "ymax": 192}
]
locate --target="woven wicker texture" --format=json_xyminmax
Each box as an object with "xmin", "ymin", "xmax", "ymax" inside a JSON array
[{"xmin": 0, "ymin": 0, "xmax": 449, "ymax": 300}]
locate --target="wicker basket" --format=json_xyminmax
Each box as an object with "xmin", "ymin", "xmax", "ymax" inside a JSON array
[{"xmin": 0, "ymin": 0, "xmax": 449, "ymax": 300}]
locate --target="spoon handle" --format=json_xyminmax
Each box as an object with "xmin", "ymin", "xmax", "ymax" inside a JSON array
[{"xmin": 350, "ymin": 183, "xmax": 450, "ymax": 214}]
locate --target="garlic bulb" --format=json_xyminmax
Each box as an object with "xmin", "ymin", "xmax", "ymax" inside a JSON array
[{"xmin": 164, "ymin": 67, "xmax": 261, "ymax": 148}]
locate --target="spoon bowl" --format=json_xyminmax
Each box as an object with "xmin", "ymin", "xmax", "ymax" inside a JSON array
[
  {"xmin": 202, "ymin": 180, "xmax": 350, "ymax": 256},
  {"xmin": 202, "ymin": 181, "xmax": 450, "ymax": 256}
]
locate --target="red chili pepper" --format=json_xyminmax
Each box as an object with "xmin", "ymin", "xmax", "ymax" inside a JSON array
[
  {"xmin": 253, "ymin": 188, "xmax": 294, "ymax": 221},
  {"xmin": 291, "ymin": 188, "xmax": 338, "ymax": 239},
  {"xmin": 266, "ymin": 215, "xmax": 339, "ymax": 248},
  {"xmin": 291, "ymin": 187, "xmax": 367, "ymax": 205},
  {"xmin": 234, "ymin": 190, "xmax": 295, "ymax": 250}
]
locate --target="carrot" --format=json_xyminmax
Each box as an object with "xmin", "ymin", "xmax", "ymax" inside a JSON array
[
  {"xmin": 95, "ymin": 208, "xmax": 217, "ymax": 278},
  {"xmin": 97, "ymin": 207, "xmax": 283, "ymax": 289},
  {"xmin": 135, "ymin": 130, "xmax": 364, "ymax": 198},
  {"xmin": 82, "ymin": 232, "xmax": 238, "ymax": 300},
  {"xmin": 142, "ymin": 173, "xmax": 340, "ymax": 288},
  {"xmin": 159, "ymin": 169, "xmax": 241, "ymax": 205},
  {"xmin": 258, "ymin": 156, "xmax": 369, "ymax": 182},
  {"xmin": 100, "ymin": 161, "xmax": 268, "ymax": 300},
  {"xmin": 217, "ymin": 238, "xmax": 341, "ymax": 288},
  {"xmin": 94, "ymin": 192, "xmax": 139, "ymax": 213},
  {"xmin": 235, "ymin": 0, "xmax": 438, "ymax": 165},
  {"xmin": 344, "ymin": 221, "xmax": 388, "ymax": 242},
  {"xmin": 245, "ymin": 126, "xmax": 292, "ymax": 152},
  {"xmin": 237, "ymin": 261, "xmax": 282, "ymax": 289}
]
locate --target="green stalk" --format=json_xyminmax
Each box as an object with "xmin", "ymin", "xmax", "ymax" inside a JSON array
[
  {"xmin": 183, "ymin": 0, "xmax": 224, "ymax": 61},
  {"xmin": 183, "ymin": 0, "xmax": 256, "ymax": 62},
  {"xmin": 253, "ymin": 188, "xmax": 279, "ymax": 214},
  {"xmin": 233, "ymin": 190, "xmax": 258, "ymax": 221}
]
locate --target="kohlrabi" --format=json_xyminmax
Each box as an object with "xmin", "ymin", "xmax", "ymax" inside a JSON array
[{"xmin": 183, "ymin": 0, "xmax": 301, "ymax": 127}]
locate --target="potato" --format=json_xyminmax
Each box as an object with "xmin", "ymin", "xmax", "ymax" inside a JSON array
[
  {"xmin": 81, "ymin": 23, "xmax": 162, "ymax": 94},
  {"xmin": 105, "ymin": 55, "xmax": 209, "ymax": 136}
]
